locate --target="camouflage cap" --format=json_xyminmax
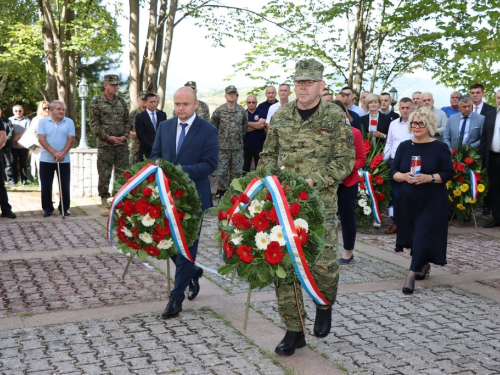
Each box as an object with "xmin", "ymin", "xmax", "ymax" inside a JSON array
[
  {"xmin": 293, "ymin": 59, "xmax": 324, "ymax": 81},
  {"xmin": 185, "ymin": 81, "xmax": 197, "ymax": 89},
  {"xmin": 104, "ymin": 74, "xmax": 119, "ymax": 85},
  {"xmin": 225, "ymin": 85, "xmax": 238, "ymax": 94},
  {"xmin": 138, "ymin": 90, "xmax": 149, "ymax": 99}
]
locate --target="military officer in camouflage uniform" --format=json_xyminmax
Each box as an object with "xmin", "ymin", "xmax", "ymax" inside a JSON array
[
  {"xmin": 211, "ymin": 85, "xmax": 248, "ymax": 197},
  {"xmin": 129, "ymin": 90, "xmax": 148, "ymax": 165},
  {"xmin": 89, "ymin": 74, "xmax": 130, "ymax": 216},
  {"xmin": 172, "ymin": 81, "xmax": 210, "ymax": 121},
  {"xmin": 258, "ymin": 59, "xmax": 355, "ymax": 356}
]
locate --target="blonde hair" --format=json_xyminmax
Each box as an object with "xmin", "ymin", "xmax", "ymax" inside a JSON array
[
  {"xmin": 408, "ymin": 106, "xmax": 437, "ymax": 136},
  {"xmin": 37, "ymin": 101, "xmax": 51, "ymax": 116},
  {"xmin": 364, "ymin": 93, "xmax": 381, "ymax": 107}
]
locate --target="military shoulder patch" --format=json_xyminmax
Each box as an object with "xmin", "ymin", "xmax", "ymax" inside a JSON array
[{"xmin": 348, "ymin": 134, "xmax": 355, "ymax": 146}]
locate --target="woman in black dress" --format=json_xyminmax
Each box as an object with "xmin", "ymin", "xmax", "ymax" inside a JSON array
[{"xmin": 391, "ymin": 107, "xmax": 454, "ymax": 295}]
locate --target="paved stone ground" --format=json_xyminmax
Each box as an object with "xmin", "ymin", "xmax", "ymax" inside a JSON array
[
  {"xmin": 2, "ymin": 187, "xmax": 500, "ymax": 374},
  {"xmin": 0, "ymin": 310, "xmax": 283, "ymax": 375}
]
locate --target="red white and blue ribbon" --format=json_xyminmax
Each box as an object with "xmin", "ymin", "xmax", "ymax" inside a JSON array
[
  {"xmin": 227, "ymin": 175, "xmax": 331, "ymax": 306},
  {"xmin": 360, "ymin": 169, "xmax": 382, "ymax": 224},
  {"xmin": 107, "ymin": 163, "xmax": 192, "ymax": 262},
  {"xmin": 469, "ymin": 169, "xmax": 478, "ymax": 200}
]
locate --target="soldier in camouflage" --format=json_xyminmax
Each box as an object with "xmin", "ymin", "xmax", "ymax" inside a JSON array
[
  {"xmin": 129, "ymin": 90, "xmax": 148, "ymax": 165},
  {"xmin": 172, "ymin": 81, "xmax": 210, "ymax": 122},
  {"xmin": 89, "ymin": 74, "xmax": 130, "ymax": 216},
  {"xmin": 258, "ymin": 59, "xmax": 355, "ymax": 356},
  {"xmin": 211, "ymin": 85, "xmax": 248, "ymax": 197}
]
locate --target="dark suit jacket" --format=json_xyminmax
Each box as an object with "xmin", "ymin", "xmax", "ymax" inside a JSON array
[
  {"xmin": 348, "ymin": 110, "xmax": 361, "ymax": 131},
  {"xmin": 360, "ymin": 112, "xmax": 392, "ymax": 137},
  {"xmin": 135, "ymin": 110, "xmax": 167, "ymax": 161},
  {"xmin": 480, "ymin": 109, "xmax": 499, "ymax": 169},
  {"xmin": 480, "ymin": 103, "xmax": 496, "ymax": 116},
  {"xmin": 150, "ymin": 115, "xmax": 219, "ymax": 211}
]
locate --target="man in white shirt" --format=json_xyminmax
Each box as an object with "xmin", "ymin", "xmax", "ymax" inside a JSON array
[
  {"xmin": 421, "ymin": 92, "xmax": 448, "ymax": 140},
  {"xmin": 341, "ymin": 86, "xmax": 365, "ymax": 117},
  {"xmin": 383, "ymin": 97, "xmax": 413, "ymax": 234},
  {"xmin": 266, "ymin": 83, "xmax": 291, "ymax": 125}
]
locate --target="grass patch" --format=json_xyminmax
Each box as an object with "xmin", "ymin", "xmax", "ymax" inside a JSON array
[{"xmin": 18, "ymin": 311, "xmax": 38, "ymax": 318}]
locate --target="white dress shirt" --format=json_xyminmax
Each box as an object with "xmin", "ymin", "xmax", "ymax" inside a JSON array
[
  {"xmin": 473, "ymin": 101, "xmax": 484, "ymax": 114},
  {"xmin": 383, "ymin": 118, "xmax": 412, "ymax": 160},
  {"xmin": 176, "ymin": 113, "xmax": 196, "ymax": 149},
  {"xmin": 491, "ymin": 110, "xmax": 500, "ymax": 153}
]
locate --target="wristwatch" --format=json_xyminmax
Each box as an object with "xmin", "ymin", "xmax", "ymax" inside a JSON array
[{"xmin": 430, "ymin": 174, "xmax": 435, "ymax": 183}]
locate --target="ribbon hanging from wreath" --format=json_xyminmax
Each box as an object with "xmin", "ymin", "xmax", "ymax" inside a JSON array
[{"xmin": 360, "ymin": 169, "xmax": 382, "ymax": 225}]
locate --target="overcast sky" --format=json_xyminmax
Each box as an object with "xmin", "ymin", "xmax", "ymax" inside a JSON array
[{"xmin": 108, "ymin": 1, "xmax": 454, "ymax": 107}]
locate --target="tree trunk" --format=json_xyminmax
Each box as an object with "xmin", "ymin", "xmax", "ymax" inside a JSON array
[
  {"xmin": 129, "ymin": 0, "xmax": 140, "ymax": 109},
  {"xmin": 38, "ymin": 0, "xmax": 57, "ymax": 101},
  {"xmin": 157, "ymin": 0, "xmax": 177, "ymax": 110},
  {"xmin": 348, "ymin": 0, "xmax": 364, "ymax": 88},
  {"xmin": 143, "ymin": 0, "xmax": 158, "ymax": 91},
  {"xmin": 152, "ymin": 0, "xmax": 168, "ymax": 92}
]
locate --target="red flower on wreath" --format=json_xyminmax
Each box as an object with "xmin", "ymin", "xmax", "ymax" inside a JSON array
[
  {"xmin": 232, "ymin": 212, "xmax": 252, "ymax": 230},
  {"xmin": 218, "ymin": 211, "xmax": 228, "ymax": 221},
  {"xmin": 375, "ymin": 192, "xmax": 386, "ymax": 201},
  {"xmin": 251, "ymin": 210, "xmax": 271, "ymax": 232},
  {"xmin": 370, "ymin": 153, "xmax": 384, "ymax": 169},
  {"xmin": 296, "ymin": 227, "xmax": 308, "ymax": 245},
  {"xmin": 457, "ymin": 163, "xmax": 465, "ymax": 172},
  {"xmin": 359, "ymin": 183, "xmax": 366, "ymax": 190},
  {"xmin": 456, "ymin": 175, "xmax": 464, "ymax": 183},
  {"xmin": 122, "ymin": 200, "xmax": 135, "ymax": 216},
  {"xmin": 290, "ymin": 202, "xmax": 301, "ymax": 217},
  {"xmin": 142, "ymin": 186, "xmax": 153, "ymax": 198},
  {"xmin": 230, "ymin": 195, "xmax": 238, "ymax": 204},
  {"xmin": 266, "ymin": 190, "xmax": 272, "ymax": 201},
  {"xmin": 149, "ymin": 205, "xmax": 162, "ymax": 219},
  {"xmin": 130, "ymin": 187, "xmax": 139, "ymax": 196},
  {"xmin": 374, "ymin": 176, "xmax": 384, "ymax": 185},
  {"xmin": 237, "ymin": 244, "xmax": 254, "ymax": 263},
  {"xmin": 127, "ymin": 240, "xmax": 142, "ymax": 250},
  {"xmin": 123, "ymin": 171, "xmax": 132, "ymax": 180},
  {"xmin": 452, "ymin": 161, "xmax": 458, "ymax": 169},
  {"xmin": 265, "ymin": 241, "xmax": 284, "ymax": 265},
  {"xmin": 136, "ymin": 198, "xmax": 152, "ymax": 215},
  {"xmin": 131, "ymin": 224, "xmax": 139, "ymax": 238},
  {"xmin": 118, "ymin": 230, "xmax": 128, "ymax": 243},
  {"xmin": 238, "ymin": 193, "xmax": 250, "ymax": 204},
  {"xmin": 147, "ymin": 174, "xmax": 155, "ymax": 183},
  {"xmin": 145, "ymin": 245, "xmax": 160, "ymax": 257},
  {"xmin": 115, "ymin": 202, "xmax": 123, "ymax": 210},
  {"xmin": 156, "ymin": 219, "xmax": 171, "ymax": 236},
  {"xmin": 152, "ymin": 233, "xmax": 164, "ymax": 243},
  {"xmin": 223, "ymin": 239, "xmax": 234, "ymax": 258},
  {"xmin": 451, "ymin": 148, "xmax": 458, "ymax": 157},
  {"xmin": 363, "ymin": 139, "xmax": 371, "ymax": 155},
  {"xmin": 464, "ymin": 157, "xmax": 473, "ymax": 165},
  {"xmin": 475, "ymin": 173, "xmax": 481, "ymax": 181},
  {"xmin": 269, "ymin": 206, "xmax": 279, "ymax": 224},
  {"xmin": 297, "ymin": 191, "xmax": 308, "ymax": 200},
  {"xmin": 359, "ymin": 176, "xmax": 365, "ymax": 183},
  {"xmin": 173, "ymin": 189, "xmax": 184, "ymax": 198},
  {"xmin": 177, "ymin": 212, "xmax": 185, "ymax": 221}
]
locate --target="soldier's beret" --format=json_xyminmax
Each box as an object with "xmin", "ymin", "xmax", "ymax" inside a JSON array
[
  {"xmin": 185, "ymin": 81, "xmax": 197, "ymax": 89},
  {"xmin": 225, "ymin": 85, "xmax": 238, "ymax": 94},
  {"xmin": 104, "ymin": 74, "xmax": 120, "ymax": 85},
  {"xmin": 293, "ymin": 59, "xmax": 324, "ymax": 81}
]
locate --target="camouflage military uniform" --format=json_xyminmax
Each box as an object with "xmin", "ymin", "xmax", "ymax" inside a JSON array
[
  {"xmin": 89, "ymin": 92, "xmax": 130, "ymax": 199},
  {"xmin": 129, "ymin": 107, "xmax": 143, "ymax": 165},
  {"xmin": 172, "ymin": 100, "xmax": 210, "ymax": 122},
  {"xmin": 258, "ymin": 98, "xmax": 355, "ymax": 332},
  {"xmin": 211, "ymin": 102, "xmax": 248, "ymax": 191}
]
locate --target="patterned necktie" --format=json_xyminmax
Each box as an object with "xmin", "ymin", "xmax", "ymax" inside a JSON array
[
  {"xmin": 151, "ymin": 112, "xmax": 157, "ymax": 131},
  {"xmin": 177, "ymin": 123, "xmax": 188, "ymax": 154},
  {"xmin": 459, "ymin": 116, "xmax": 468, "ymax": 145},
  {"xmin": 474, "ymin": 106, "xmax": 479, "ymax": 113}
]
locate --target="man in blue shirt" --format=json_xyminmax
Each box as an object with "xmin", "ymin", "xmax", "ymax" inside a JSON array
[
  {"xmin": 37, "ymin": 101, "xmax": 75, "ymax": 217},
  {"xmin": 441, "ymin": 91, "xmax": 462, "ymax": 118}
]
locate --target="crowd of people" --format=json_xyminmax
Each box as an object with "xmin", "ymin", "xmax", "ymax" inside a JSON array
[{"xmin": 1, "ymin": 60, "xmax": 500, "ymax": 356}]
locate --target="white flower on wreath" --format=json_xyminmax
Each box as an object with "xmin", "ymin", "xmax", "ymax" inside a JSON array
[
  {"xmin": 294, "ymin": 218, "xmax": 309, "ymax": 233},
  {"xmin": 141, "ymin": 213, "xmax": 155, "ymax": 227},
  {"xmin": 270, "ymin": 225, "xmax": 286, "ymax": 246},
  {"xmin": 121, "ymin": 226, "xmax": 133, "ymax": 238},
  {"xmin": 231, "ymin": 229, "xmax": 243, "ymax": 246},
  {"xmin": 139, "ymin": 232, "xmax": 153, "ymax": 244},
  {"xmin": 248, "ymin": 199, "xmax": 265, "ymax": 216},
  {"xmin": 363, "ymin": 206, "xmax": 372, "ymax": 215},
  {"xmin": 358, "ymin": 199, "xmax": 367, "ymax": 207},
  {"xmin": 359, "ymin": 189, "xmax": 367, "ymax": 196},
  {"xmin": 158, "ymin": 238, "xmax": 173, "ymax": 249},
  {"xmin": 255, "ymin": 232, "xmax": 271, "ymax": 250},
  {"xmin": 126, "ymin": 216, "xmax": 134, "ymax": 223}
]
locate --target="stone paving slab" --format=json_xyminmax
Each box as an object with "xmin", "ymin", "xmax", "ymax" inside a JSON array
[
  {"xmin": 0, "ymin": 310, "xmax": 284, "ymax": 375},
  {"xmin": 358, "ymin": 232, "xmax": 500, "ymax": 274},
  {"xmin": 0, "ymin": 218, "xmax": 107, "ymax": 253},
  {"xmin": 0, "ymin": 254, "xmax": 170, "ymax": 318},
  {"xmin": 479, "ymin": 279, "xmax": 500, "ymax": 290},
  {"xmin": 252, "ymin": 285, "xmax": 500, "ymax": 374}
]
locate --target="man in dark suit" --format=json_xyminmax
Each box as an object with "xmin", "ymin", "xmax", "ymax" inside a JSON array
[
  {"xmin": 135, "ymin": 93, "xmax": 167, "ymax": 161},
  {"xmin": 479, "ymin": 90, "xmax": 500, "ymax": 228},
  {"xmin": 470, "ymin": 83, "xmax": 496, "ymax": 116},
  {"xmin": 150, "ymin": 87, "xmax": 219, "ymax": 318},
  {"xmin": 443, "ymin": 96, "xmax": 485, "ymax": 151}
]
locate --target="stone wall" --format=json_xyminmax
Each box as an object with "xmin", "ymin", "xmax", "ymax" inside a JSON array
[{"xmin": 70, "ymin": 149, "xmax": 99, "ymax": 197}]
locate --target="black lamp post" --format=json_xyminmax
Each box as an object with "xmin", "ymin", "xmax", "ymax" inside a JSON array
[
  {"xmin": 389, "ymin": 87, "xmax": 398, "ymax": 111},
  {"xmin": 77, "ymin": 77, "xmax": 90, "ymax": 149}
]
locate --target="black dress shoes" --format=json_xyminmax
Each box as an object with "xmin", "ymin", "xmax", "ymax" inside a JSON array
[
  {"xmin": 313, "ymin": 306, "xmax": 332, "ymax": 338},
  {"xmin": 483, "ymin": 220, "xmax": 500, "ymax": 229},
  {"xmin": 161, "ymin": 299, "xmax": 182, "ymax": 319},
  {"xmin": 1, "ymin": 211, "xmax": 16, "ymax": 219},
  {"xmin": 275, "ymin": 330, "xmax": 306, "ymax": 356},
  {"xmin": 188, "ymin": 267, "xmax": 203, "ymax": 301}
]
